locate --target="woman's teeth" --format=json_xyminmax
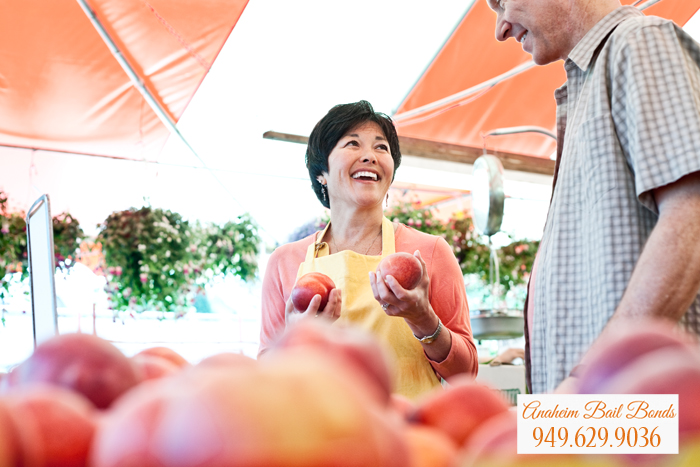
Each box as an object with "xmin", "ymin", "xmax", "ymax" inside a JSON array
[{"xmin": 352, "ymin": 171, "xmax": 378, "ymax": 180}]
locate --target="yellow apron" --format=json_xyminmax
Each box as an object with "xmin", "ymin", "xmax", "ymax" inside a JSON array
[{"xmin": 298, "ymin": 216, "xmax": 441, "ymax": 399}]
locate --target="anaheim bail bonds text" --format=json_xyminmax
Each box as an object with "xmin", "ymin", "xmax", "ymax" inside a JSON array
[{"xmin": 522, "ymin": 400, "xmax": 676, "ymax": 420}]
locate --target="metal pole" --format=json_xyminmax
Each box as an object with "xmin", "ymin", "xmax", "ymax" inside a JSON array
[
  {"xmin": 75, "ymin": 0, "xmax": 201, "ymax": 159},
  {"xmin": 75, "ymin": 0, "xmax": 246, "ymax": 212},
  {"xmin": 393, "ymin": 60, "xmax": 537, "ymax": 123},
  {"xmin": 392, "ymin": 0, "xmax": 665, "ymax": 123},
  {"xmin": 485, "ymin": 126, "xmax": 557, "ymax": 141}
]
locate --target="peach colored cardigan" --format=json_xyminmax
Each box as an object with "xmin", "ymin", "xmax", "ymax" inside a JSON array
[{"xmin": 259, "ymin": 223, "xmax": 478, "ymax": 380}]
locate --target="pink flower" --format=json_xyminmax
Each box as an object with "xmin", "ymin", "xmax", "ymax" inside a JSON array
[
  {"xmin": 407, "ymin": 218, "xmax": 414, "ymax": 226},
  {"xmin": 452, "ymin": 235, "xmax": 460, "ymax": 243},
  {"xmin": 139, "ymin": 273, "xmax": 148, "ymax": 283},
  {"xmin": 416, "ymin": 220, "xmax": 422, "ymax": 227},
  {"xmin": 116, "ymin": 266, "xmax": 123, "ymax": 276},
  {"xmin": 426, "ymin": 219, "xmax": 432, "ymax": 226}
]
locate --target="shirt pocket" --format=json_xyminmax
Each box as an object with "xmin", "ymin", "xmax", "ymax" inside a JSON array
[{"xmin": 579, "ymin": 114, "xmax": 619, "ymax": 210}]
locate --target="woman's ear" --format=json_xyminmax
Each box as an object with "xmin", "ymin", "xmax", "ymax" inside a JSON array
[{"xmin": 316, "ymin": 175, "xmax": 326, "ymax": 186}]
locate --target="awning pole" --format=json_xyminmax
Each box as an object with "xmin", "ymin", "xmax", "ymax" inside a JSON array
[
  {"xmin": 392, "ymin": 60, "xmax": 536, "ymax": 123},
  {"xmin": 75, "ymin": 0, "xmax": 246, "ymax": 212},
  {"xmin": 393, "ymin": 0, "xmax": 665, "ymax": 123},
  {"xmin": 75, "ymin": 0, "xmax": 199, "ymax": 163}
]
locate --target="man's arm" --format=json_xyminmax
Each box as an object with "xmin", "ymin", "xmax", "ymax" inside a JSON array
[{"xmin": 611, "ymin": 171, "xmax": 700, "ymax": 324}]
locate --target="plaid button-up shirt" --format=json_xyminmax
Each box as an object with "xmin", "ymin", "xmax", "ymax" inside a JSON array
[{"xmin": 529, "ymin": 6, "xmax": 700, "ymax": 393}]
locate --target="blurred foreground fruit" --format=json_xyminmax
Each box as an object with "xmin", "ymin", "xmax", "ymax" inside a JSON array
[
  {"xmin": 379, "ymin": 252, "xmax": 422, "ymax": 290},
  {"xmin": 9, "ymin": 333, "xmax": 140, "ymax": 409},
  {"xmin": 457, "ymin": 411, "xmax": 623, "ymax": 467},
  {"xmin": 3, "ymin": 385, "xmax": 96, "ymax": 467},
  {"xmin": 0, "ymin": 401, "xmax": 19, "ymax": 467},
  {"xmin": 405, "ymin": 424, "xmax": 457, "ymax": 467},
  {"xmin": 291, "ymin": 272, "xmax": 336, "ymax": 311},
  {"xmin": 413, "ymin": 376, "xmax": 508, "ymax": 446},
  {"xmin": 576, "ymin": 319, "xmax": 695, "ymax": 395},
  {"xmin": 134, "ymin": 346, "xmax": 190, "ymax": 368},
  {"xmin": 131, "ymin": 354, "xmax": 180, "ymax": 381},
  {"xmin": 195, "ymin": 352, "xmax": 256, "ymax": 370},
  {"xmin": 270, "ymin": 319, "xmax": 394, "ymax": 404},
  {"xmin": 91, "ymin": 350, "xmax": 410, "ymax": 467}
]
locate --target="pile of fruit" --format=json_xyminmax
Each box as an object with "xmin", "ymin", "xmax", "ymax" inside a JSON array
[{"xmin": 1, "ymin": 318, "xmax": 699, "ymax": 466}]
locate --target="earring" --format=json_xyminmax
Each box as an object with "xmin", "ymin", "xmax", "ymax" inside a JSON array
[
  {"xmin": 385, "ymin": 193, "xmax": 389, "ymax": 208},
  {"xmin": 322, "ymin": 184, "xmax": 327, "ymax": 201}
]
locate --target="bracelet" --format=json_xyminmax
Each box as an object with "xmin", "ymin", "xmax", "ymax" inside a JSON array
[{"xmin": 414, "ymin": 319, "xmax": 442, "ymax": 344}]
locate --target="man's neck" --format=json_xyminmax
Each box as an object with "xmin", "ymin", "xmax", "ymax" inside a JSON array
[{"xmin": 564, "ymin": 0, "xmax": 622, "ymax": 60}]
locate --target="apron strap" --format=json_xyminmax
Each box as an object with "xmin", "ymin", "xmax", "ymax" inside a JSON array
[
  {"xmin": 305, "ymin": 217, "xmax": 396, "ymax": 261},
  {"xmin": 305, "ymin": 222, "xmax": 332, "ymax": 262},
  {"xmin": 380, "ymin": 216, "xmax": 395, "ymax": 257}
]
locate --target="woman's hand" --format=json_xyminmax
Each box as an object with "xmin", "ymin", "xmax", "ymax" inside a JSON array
[
  {"xmin": 284, "ymin": 288, "xmax": 342, "ymax": 328},
  {"xmin": 369, "ymin": 250, "xmax": 437, "ymax": 337}
]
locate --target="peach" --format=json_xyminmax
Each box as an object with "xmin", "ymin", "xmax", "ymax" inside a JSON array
[
  {"xmin": 596, "ymin": 347, "xmax": 700, "ymax": 440},
  {"xmin": 10, "ymin": 333, "xmax": 140, "ymax": 409},
  {"xmin": 271, "ymin": 319, "xmax": 394, "ymax": 404},
  {"xmin": 91, "ymin": 351, "xmax": 411, "ymax": 467},
  {"xmin": 0, "ymin": 401, "xmax": 20, "ymax": 467},
  {"xmin": 405, "ymin": 424, "xmax": 458, "ymax": 467},
  {"xmin": 576, "ymin": 318, "xmax": 695, "ymax": 394},
  {"xmin": 132, "ymin": 354, "xmax": 180, "ymax": 381},
  {"xmin": 390, "ymin": 393, "xmax": 416, "ymax": 421},
  {"xmin": 291, "ymin": 272, "xmax": 336, "ymax": 312},
  {"xmin": 457, "ymin": 411, "xmax": 623, "ymax": 467},
  {"xmin": 413, "ymin": 376, "xmax": 509, "ymax": 446},
  {"xmin": 195, "ymin": 352, "xmax": 257, "ymax": 370},
  {"xmin": 134, "ymin": 346, "xmax": 190, "ymax": 368},
  {"xmin": 3, "ymin": 385, "xmax": 97, "ymax": 467},
  {"xmin": 379, "ymin": 252, "xmax": 422, "ymax": 290}
]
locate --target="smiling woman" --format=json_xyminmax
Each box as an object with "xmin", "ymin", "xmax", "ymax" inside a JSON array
[{"xmin": 258, "ymin": 101, "xmax": 479, "ymax": 400}]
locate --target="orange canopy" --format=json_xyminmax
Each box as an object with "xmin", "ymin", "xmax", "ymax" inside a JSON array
[
  {"xmin": 0, "ymin": 0, "xmax": 248, "ymax": 160},
  {"xmin": 394, "ymin": 0, "xmax": 700, "ymax": 160}
]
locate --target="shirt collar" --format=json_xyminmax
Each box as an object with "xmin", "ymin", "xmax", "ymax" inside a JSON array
[{"xmin": 567, "ymin": 6, "xmax": 642, "ymax": 71}]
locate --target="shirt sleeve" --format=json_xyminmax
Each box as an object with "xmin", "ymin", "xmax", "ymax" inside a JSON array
[
  {"xmin": 424, "ymin": 235, "xmax": 479, "ymax": 379},
  {"xmin": 258, "ymin": 248, "xmax": 288, "ymax": 358},
  {"xmin": 612, "ymin": 21, "xmax": 700, "ymax": 213}
]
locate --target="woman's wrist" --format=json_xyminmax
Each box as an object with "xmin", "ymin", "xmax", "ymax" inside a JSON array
[{"xmin": 406, "ymin": 309, "xmax": 440, "ymax": 339}]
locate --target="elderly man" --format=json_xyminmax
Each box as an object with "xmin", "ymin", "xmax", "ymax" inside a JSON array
[{"xmin": 487, "ymin": 0, "xmax": 700, "ymax": 393}]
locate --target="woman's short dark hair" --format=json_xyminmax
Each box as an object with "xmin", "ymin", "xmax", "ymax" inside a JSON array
[{"xmin": 306, "ymin": 100, "xmax": 401, "ymax": 208}]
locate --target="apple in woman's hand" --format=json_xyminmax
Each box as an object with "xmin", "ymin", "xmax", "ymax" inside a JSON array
[
  {"xmin": 291, "ymin": 272, "xmax": 336, "ymax": 312},
  {"xmin": 379, "ymin": 252, "xmax": 422, "ymax": 290}
]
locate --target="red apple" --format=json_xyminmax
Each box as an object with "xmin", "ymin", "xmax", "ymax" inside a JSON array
[
  {"xmin": 413, "ymin": 375, "xmax": 509, "ymax": 446},
  {"xmin": 10, "ymin": 333, "xmax": 140, "ymax": 409},
  {"xmin": 291, "ymin": 272, "xmax": 336, "ymax": 312},
  {"xmin": 379, "ymin": 252, "xmax": 422, "ymax": 290},
  {"xmin": 134, "ymin": 346, "xmax": 190, "ymax": 368}
]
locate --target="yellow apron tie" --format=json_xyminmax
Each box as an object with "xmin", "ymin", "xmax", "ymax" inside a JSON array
[{"xmin": 298, "ymin": 217, "xmax": 441, "ymax": 399}]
